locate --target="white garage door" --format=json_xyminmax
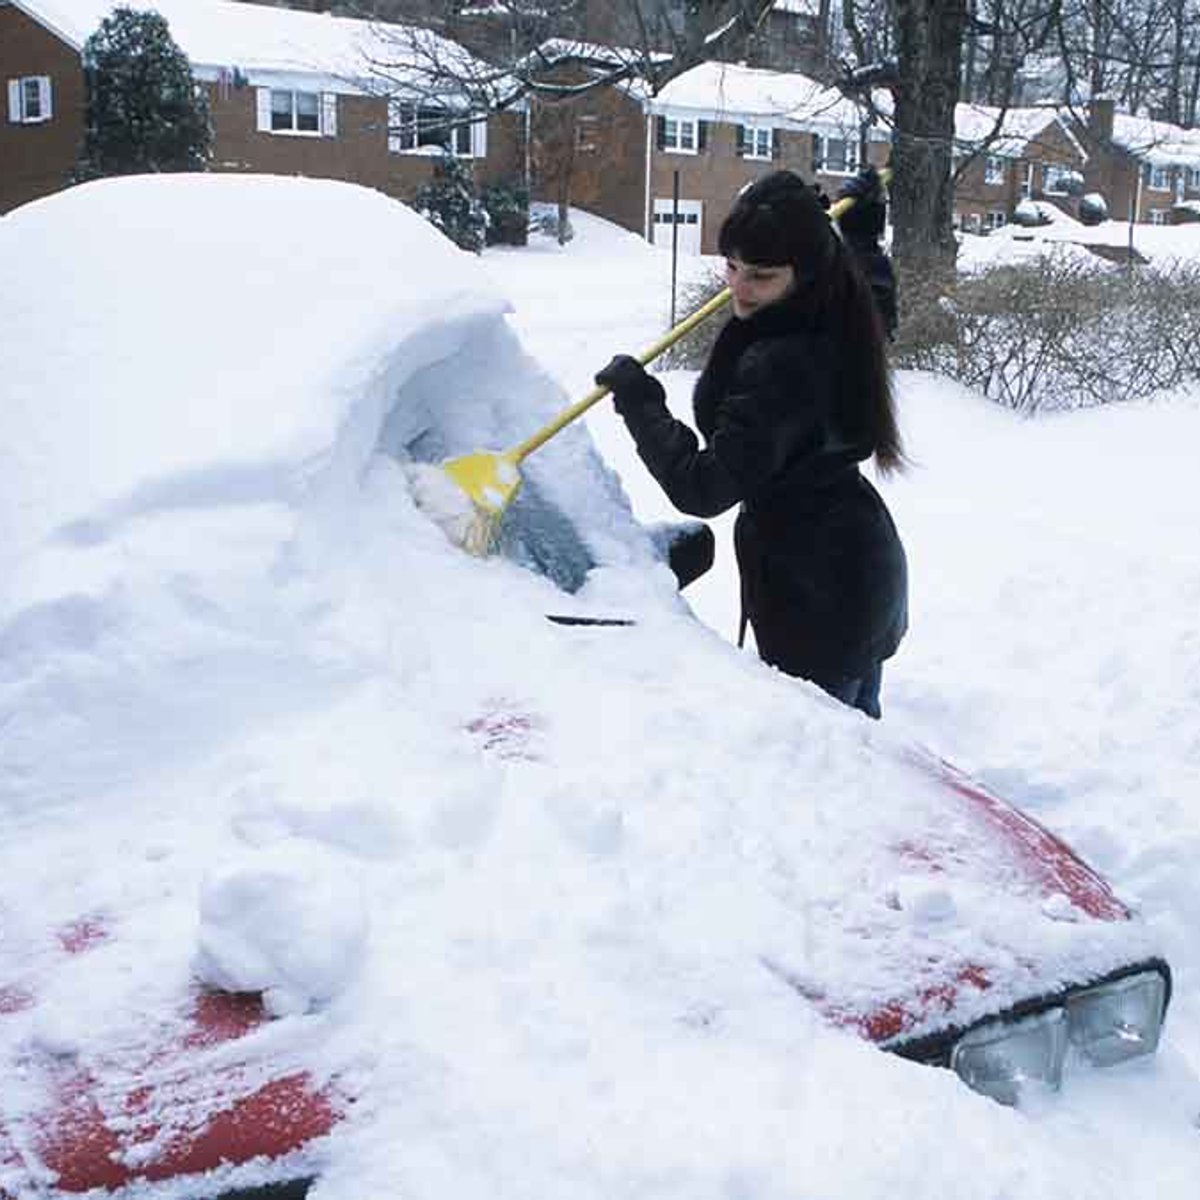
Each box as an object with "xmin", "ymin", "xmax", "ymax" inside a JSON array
[{"xmin": 652, "ymin": 198, "xmax": 703, "ymax": 254}]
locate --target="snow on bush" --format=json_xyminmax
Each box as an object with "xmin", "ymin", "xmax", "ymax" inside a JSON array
[{"xmin": 896, "ymin": 253, "xmax": 1200, "ymax": 412}]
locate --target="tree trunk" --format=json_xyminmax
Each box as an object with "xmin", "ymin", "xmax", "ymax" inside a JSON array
[{"xmin": 890, "ymin": 0, "xmax": 967, "ymax": 285}]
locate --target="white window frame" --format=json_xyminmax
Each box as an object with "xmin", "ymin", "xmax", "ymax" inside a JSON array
[
  {"xmin": 387, "ymin": 100, "xmax": 487, "ymax": 158},
  {"xmin": 1189, "ymin": 167, "xmax": 1200, "ymax": 191},
  {"xmin": 742, "ymin": 124, "xmax": 774, "ymax": 161},
  {"xmin": 1147, "ymin": 163, "xmax": 1171, "ymax": 191},
  {"xmin": 256, "ymin": 87, "xmax": 336, "ymax": 137},
  {"xmin": 1148, "ymin": 208, "xmax": 1169, "ymax": 225},
  {"xmin": 984, "ymin": 155, "xmax": 1005, "ymax": 186},
  {"xmin": 661, "ymin": 116, "xmax": 698, "ymax": 154},
  {"xmin": 1042, "ymin": 163, "xmax": 1075, "ymax": 195},
  {"xmin": 7, "ymin": 75, "xmax": 52, "ymax": 124},
  {"xmin": 984, "ymin": 209, "xmax": 1007, "ymax": 231},
  {"xmin": 816, "ymin": 134, "xmax": 859, "ymax": 176}
]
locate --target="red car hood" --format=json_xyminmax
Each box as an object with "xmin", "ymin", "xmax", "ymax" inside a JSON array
[{"xmin": 0, "ymin": 747, "xmax": 1162, "ymax": 1196}]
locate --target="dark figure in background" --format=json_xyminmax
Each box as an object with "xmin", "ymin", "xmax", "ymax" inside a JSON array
[{"xmin": 597, "ymin": 167, "xmax": 907, "ymax": 718}]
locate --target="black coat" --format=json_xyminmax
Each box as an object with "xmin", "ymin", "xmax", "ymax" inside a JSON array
[{"xmin": 614, "ymin": 290, "xmax": 907, "ymax": 686}]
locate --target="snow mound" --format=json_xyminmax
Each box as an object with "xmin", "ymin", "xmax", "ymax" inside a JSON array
[
  {"xmin": 0, "ymin": 174, "xmax": 649, "ymax": 608},
  {"xmin": 194, "ymin": 841, "xmax": 368, "ymax": 1016}
]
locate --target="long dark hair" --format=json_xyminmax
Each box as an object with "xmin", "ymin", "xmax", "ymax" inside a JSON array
[{"xmin": 718, "ymin": 171, "xmax": 904, "ymax": 474}]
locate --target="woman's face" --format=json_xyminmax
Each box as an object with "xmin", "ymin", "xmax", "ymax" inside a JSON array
[{"xmin": 724, "ymin": 257, "xmax": 796, "ymax": 319}]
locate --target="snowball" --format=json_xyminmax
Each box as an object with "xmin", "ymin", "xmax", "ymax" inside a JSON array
[{"xmin": 192, "ymin": 841, "xmax": 368, "ymax": 1016}]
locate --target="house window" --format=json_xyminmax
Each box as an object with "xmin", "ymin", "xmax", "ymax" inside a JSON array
[
  {"xmin": 1190, "ymin": 167, "xmax": 1200, "ymax": 190},
  {"xmin": 740, "ymin": 125, "xmax": 774, "ymax": 160},
  {"xmin": 575, "ymin": 114, "xmax": 599, "ymax": 154},
  {"xmin": 6, "ymin": 75, "xmax": 53, "ymax": 123},
  {"xmin": 273, "ymin": 89, "xmax": 319, "ymax": 132},
  {"xmin": 661, "ymin": 117, "xmax": 698, "ymax": 153},
  {"xmin": 1042, "ymin": 163, "xmax": 1075, "ymax": 195},
  {"xmin": 388, "ymin": 100, "xmax": 486, "ymax": 158},
  {"xmin": 1148, "ymin": 208, "xmax": 1169, "ymax": 225},
  {"xmin": 257, "ymin": 88, "xmax": 335, "ymax": 137},
  {"xmin": 1146, "ymin": 164, "xmax": 1170, "ymax": 190},
  {"xmin": 815, "ymin": 135, "xmax": 859, "ymax": 175},
  {"xmin": 984, "ymin": 209, "xmax": 1006, "ymax": 231},
  {"xmin": 985, "ymin": 156, "xmax": 1005, "ymax": 185}
]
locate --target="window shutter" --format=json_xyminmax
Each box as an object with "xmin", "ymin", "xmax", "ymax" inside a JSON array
[
  {"xmin": 37, "ymin": 76, "xmax": 52, "ymax": 120},
  {"xmin": 697, "ymin": 119, "xmax": 707, "ymax": 152},
  {"xmin": 470, "ymin": 115, "xmax": 487, "ymax": 159},
  {"xmin": 736, "ymin": 124, "xmax": 746, "ymax": 157},
  {"xmin": 321, "ymin": 93, "xmax": 337, "ymax": 137},
  {"xmin": 256, "ymin": 87, "xmax": 272, "ymax": 131},
  {"xmin": 655, "ymin": 115, "xmax": 666, "ymax": 150},
  {"xmin": 811, "ymin": 132, "xmax": 822, "ymax": 170},
  {"xmin": 7, "ymin": 79, "xmax": 20, "ymax": 123}
]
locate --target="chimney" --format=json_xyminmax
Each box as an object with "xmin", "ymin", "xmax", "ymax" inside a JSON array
[{"xmin": 1089, "ymin": 96, "xmax": 1115, "ymax": 144}]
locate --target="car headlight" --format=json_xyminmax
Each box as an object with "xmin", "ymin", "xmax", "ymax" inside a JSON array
[
  {"xmin": 950, "ymin": 1007, "xmax": 1067, "ymax": 1106},
  {"xmin": 1066, "ymin": 969, "xmax": 1167, "ymax": 1067},
  {"xmin": 948, "ymin": 967, "xmax": 1168, "ymax": 1105}
]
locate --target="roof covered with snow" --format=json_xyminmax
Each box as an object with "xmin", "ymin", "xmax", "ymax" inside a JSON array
[
  {"xmin": 649, "ymin": 60, "xmax": 883, "ymax": 138},
  {"xmin": 10, "ymin": 0, "xmax": 497, "ymax": 94},
  {"xmin": 955, "ymin": 103, "xmax": 1087, "ymax": 161},
  {"xmin": 1109, "ymin": 111, "xmax": 1200, "ymax": 168}
]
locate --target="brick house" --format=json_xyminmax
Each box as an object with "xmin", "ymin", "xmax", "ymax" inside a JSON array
[
  {"xmin": 516, "ymin": 39, "xmax": 654, "ymax": 239},
  {"xmin": 951, "ymin": 104, "xmax": 1089, "ymax": 232},
  {"xmin": 643, "ymin": 61, "xmax": 889, "ymax": 255},
  {"xmin": 1, "ymin": 0, "xmax": 525, "ymax": 215},
  {"xmin": 1076, "ymin": 99, "xmax": 1200, "ymax": 226}
]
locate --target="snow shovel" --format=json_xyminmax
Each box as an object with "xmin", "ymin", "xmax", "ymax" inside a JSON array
[{"xmin": 441, "ymin": 173, "xmax": 889, "ymax": 556}]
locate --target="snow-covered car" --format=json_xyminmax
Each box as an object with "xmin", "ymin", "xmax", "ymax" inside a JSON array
[{"xmin": 0, "ymin": 176, "xmax": 1172, "ymax": 1199}]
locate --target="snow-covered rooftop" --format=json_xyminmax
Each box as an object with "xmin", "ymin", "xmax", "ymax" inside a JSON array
[
  {"xmin": 12, "ymin": 0, "xmax": 495, "ymax": 93},
  {"xmin": 649, "ymin": 60, "xmax": 883, "ymax": 138},
  {"xmin": 955, "ymin": 103, "xmax": 1087, "ymax": 161},
  {"xmin": 1110, "ymin": 111, "xmax": 1200, "ymax": 168}
]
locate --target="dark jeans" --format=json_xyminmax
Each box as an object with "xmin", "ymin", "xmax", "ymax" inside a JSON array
[{"xmin": 818, "ymin": 660, "xmax": 884, "ymax": 720}]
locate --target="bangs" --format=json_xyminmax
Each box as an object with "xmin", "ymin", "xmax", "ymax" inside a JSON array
[{"xmin": 717, "ymin": 202, "xmax": 793, "ymax": 266}]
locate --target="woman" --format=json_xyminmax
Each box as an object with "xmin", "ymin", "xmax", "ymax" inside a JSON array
[{"xmin": 596, "ymin": 168, "xmax": 907, "ymax": 718}]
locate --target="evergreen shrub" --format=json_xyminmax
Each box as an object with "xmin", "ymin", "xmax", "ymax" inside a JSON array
[
  {"xmin": 76, "ymin": 7, "xmax": 212, "ymax": 179},
  {"xmin": 412, "ymin": 155, "xmax": 488, "ymax": 254},
  {"xmin": 481, "ymin": 181, "xmax": 529, "ymax": 246}
]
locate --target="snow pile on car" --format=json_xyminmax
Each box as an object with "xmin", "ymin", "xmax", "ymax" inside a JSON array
[{"xmin": 0, "ymin": 175, "xmax": 1183, "ymax": 1200}]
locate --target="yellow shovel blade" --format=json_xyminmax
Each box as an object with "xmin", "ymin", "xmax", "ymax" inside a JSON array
[{"xmin": 443, "ymin": 448, "xmax": 524, "ymax": 517}]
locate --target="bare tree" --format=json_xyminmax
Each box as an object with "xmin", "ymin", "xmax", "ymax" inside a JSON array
[{"xmin": 887, "ymin": 0, "xmax": 970, "ymax": 279}]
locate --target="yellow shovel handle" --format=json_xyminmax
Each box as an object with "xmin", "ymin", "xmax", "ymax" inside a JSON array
[{"xmin": 510, "ymin": 168, "xmax": 890, "ymax": 464}]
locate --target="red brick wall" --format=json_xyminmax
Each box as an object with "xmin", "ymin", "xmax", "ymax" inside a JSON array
[
  {"xmin": 530, "ymin": 86, "xmax": 645, "ymax": 234},
  {"xmin": 206, "ymin": 83, "xmax": 526, "ymax": 202},
  {"xmin": 953, "ymin": 122, "xmax": 1087, "ymax": 230},
  {"xmin": 0, "ymin": 5, "xmax": 85, "ymax": 213}
]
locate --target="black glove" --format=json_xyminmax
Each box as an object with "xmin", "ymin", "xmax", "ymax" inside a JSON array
[
  {"xmin": 835, "ymin": 165, "xmax": 887, "ymax": 244},
  {"xmin": 595, "ymin": 354, "xmax": 664, "ymax": 415}
]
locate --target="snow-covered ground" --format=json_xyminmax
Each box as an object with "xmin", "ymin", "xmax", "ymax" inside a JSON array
[{"xmin": 2, "ymin": 176, "xmax": 1199, "ymax": 1199}]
